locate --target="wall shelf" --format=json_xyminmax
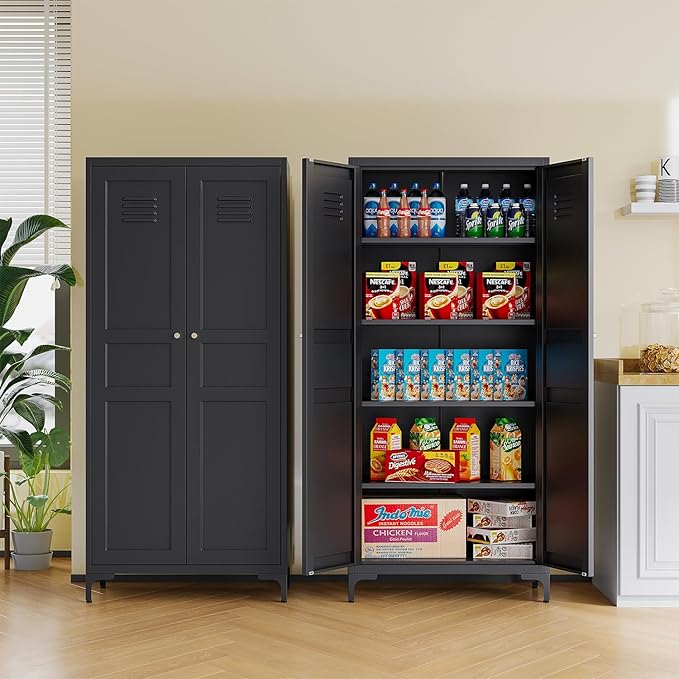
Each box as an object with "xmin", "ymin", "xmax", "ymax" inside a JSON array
[
  {"xmin": 362, "ymin": 400, "xmax": 535, "ymax": 408},
  {"xmin": 621, "ymin": 203, "xmax": 679, "ymax": 216},
  {"xmin": 362, "ymin": 482, "xmax": 536, "ymax": 491},
  {"xmin": 362, "ymin": 319, "xmax": 535, "ymax": 326},
  {"xmin": 361, "ymin": 237, "xmax": 535, "ymax": 246}
]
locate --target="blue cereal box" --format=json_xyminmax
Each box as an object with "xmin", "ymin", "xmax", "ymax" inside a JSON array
[
  {"xmin": 448, "ymin": 349, "xmax": 471, "ymax": 400},
  {"xmin": 371, "ymin": 349, "xmax": 396, "ymax": 401},
  {"xmin": 396, "ymin": 349, "xmax": 421, "ymax": 401},
  {"xmin": 494, "ymin": 349, "xmax": 528, "ymax": 401},
  {"xmin": 421, "ymin": 349, "xmax": 446, "ymax": 401},
  {"xmin": 471, "ymin": 349, "xmax": 494, "ymax": 401}
]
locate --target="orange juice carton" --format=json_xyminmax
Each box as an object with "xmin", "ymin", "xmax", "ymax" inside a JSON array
[
  {"xmin": 470, "ymin": 514, "xmax": 533, "ymax": 528},
  {"xmin": 420, "ymin": 349, "xmax": 446, "ymax": 401},
  {"xmin": 362, "ymin": 499, "xmax": 466, "ymax": 559},
  {"xmin": 489, "ymin": 418, "xmax": 522, "ymax": 481},
  {"xmin": 409, "ymin": 417, "xmax": 441, "ymax": 451},
  {"xmin": 449, "ymin": 418, "xmax": 480, "ymax": 481},
  {"xmin": 395, "ymin": 349, "xmax": 421, "ymax": 401},
  {"xmin": 370, "ymin": 418, "xmax": 402, "ymax": 481},
  {"xmin": 471, "ymin": 348, "xmax": 494, "ymax": 401},
  {"xmin": 385, "ymin": 449, "xmax": 458, "ymax": 483},
  {"xmin": 370, "ymin": 349, "xmax": 396, "ymax": 401},
  {"xmin": 467, "ymin": 498, "xmax": 536, "ymax": 517},
  {"xmin": 466, "ymin": 526, "xmax": 537, "ymax": 544},
  {"xmin": 438, "ymin": 261, "xmax": 474, "ymax": 319},
  {"xmin": 381, "ymin": 261, "xmax": 417, "ymax": 319},
  {"xmin": 494, "ymin": 349, "xmax": 528, "ymax": 401},
  {"xmin": 472, "ymin": 543, "xmax": 534, "ymax": 560},
  {"xmin": 445, "ymin": 349, "xmax": 470, "ymax": 400}
]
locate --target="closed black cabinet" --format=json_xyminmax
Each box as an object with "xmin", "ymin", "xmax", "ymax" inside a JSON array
[{"xmin": 87, "ymin": 158, "xmax": 288, "ymax": 601}]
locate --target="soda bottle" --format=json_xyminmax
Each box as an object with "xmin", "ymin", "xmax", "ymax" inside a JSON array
[
  {"xmin": 407, "ymin": 182, "xmax": 422, "ymax": 237},
  {"xmin": 506, "ymin": 203, "xmax": 526, "ymax": 237},
  {"xmin": 499, "ymin": 183, "xmax": 513, "ymax": 217},
  {"xmin": 363, "ymin": 182, "xmax": 379, "ymax": 238},
  {"xmin": 476, "ymin": 183, "xmax": 494, "ymax": 214},
  {"xmin": 429, "ymin": 182, "xmax": 446, "ymax": 238},
  {"xmin": 464, "ymin": 202, "xmax": 484, "ymax": 238},
  {"xmin": 376, "ymin": 188, "xmax": 391, "ymax": 238},
  {"xmin": 387, "ymin": 182, "xmax": 400, "ymax": 238},
  {"xmin": 485, "ymin": 202, "xmax": 505, "ymax": 238},
  {"xmin": 396, "ymin": 188, "xmax": 411, "ymax": 238},
  {"xmin": 417, "ymin": 188, "xmax": 432, "ymax": 238},
  {"xmin": 454, "ymin": 184, "xmax": 472, "ymax": 237},
  {"xmin": 519, "ymin": 183, "xmax": 536, "ymax": 236}
]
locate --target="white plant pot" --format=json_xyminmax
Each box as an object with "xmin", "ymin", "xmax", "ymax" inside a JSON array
[
  {"xmin": 12, "ymin": 529, "xmax": 53, "ymax": 556},
  {"xmin": 12, "ymin": 552, "xmax": 53, "ymax": 570}
]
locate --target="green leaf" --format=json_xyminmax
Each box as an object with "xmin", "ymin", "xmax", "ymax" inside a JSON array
[
  {"xmin": 0, "ymin": 218, "xmax": 12, "ymax": 252},
  {"xmin": 0, "ymin": 350, "xmax": 25, "ymax": 376},
  {"xmin": 0, "ymin": 425, "xmax": 33, "ymax": 458},
  {"xmin": 31, "ymin": 427, "xmax": 70, "ymax": 467},
  {"xmin": 13, "ymin": 398, "xmax": 45, "ymax": 431},
  {"xmin": 7, "ymin": 343, "xmax": 70, "ymax": 375},
  {"xmin": 14, "ymin": 392, "xmax": 63, "ymax": 411},
  {"xmin": 26, "ymin": 494, "xmax": 48, "ymax": 509},
  {"xmin": 1, "ymin": 215, "xmax": 68, "ymax": 266},
  {"xmin": 0, "ymin": 327, "xmax": 33, "ymax": 354},
  {"xmin": 3, "ymin": 368, "xmax": 71, "ymax": 394},
  {"xmin": 52, "ymin": 507, "xmax": 71, "ymax": 515}
]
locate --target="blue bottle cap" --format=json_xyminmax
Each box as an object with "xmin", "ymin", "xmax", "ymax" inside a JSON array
[{"xmin": 411, "ymin": 182, "xmax": 420, "ymax": 189}]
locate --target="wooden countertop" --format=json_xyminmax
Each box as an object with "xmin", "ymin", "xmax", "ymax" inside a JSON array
[{"xmin": 595, "ymin": 358, "xmax": 679, "ymax": 385}]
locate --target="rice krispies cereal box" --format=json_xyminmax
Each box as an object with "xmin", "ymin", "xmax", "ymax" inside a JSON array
[
  {"xmin": 438, "ymin": 261, "xmax": 474, "ymax": 319},
  {"xmin": 467, "ymin": 498, "xmax": 536, "ymax": 517},
  {"xmin": 370, "ymin": 349, "xmax": 396, "ymax": 401},
  {"xmin": 466, "ymin": 526, "xmax": 537, "ymax": 544},
  {"xmin": 470, "ymin": 514, "xmax": 533, "ymax": 528},
  {"xmin": 362, "ymin": 499, "xmax": 466, "ymax": 559},
  {"xmin": 381, "ymin": 261, "xmax": 417, "ymax": 319},
  {"xmin": 471, "ymin": 348, "xmax": 494, "ymax": 401},
  {"xmin": 472, "ymin": 543, "xmax": 534, "ymax": 560},
  {"xmin": 445, "ymin": 349, "xmax": 471, "ymax": 400},
  {"xmin": 494, "ymin": 349, "xmax": 528, "ymax": 401},
  {"xmin": 421, "ymin": 349, "xmax": 446, "ymax": 401},
  {"xmin": 395, "ymin": 349, "xmax": 421, "ymax": 401}
]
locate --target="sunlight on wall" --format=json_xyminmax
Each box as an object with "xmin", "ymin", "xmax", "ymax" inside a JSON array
[{"xmin": 669, "ymin": 97, "xmax": 679, "ymax": 155}]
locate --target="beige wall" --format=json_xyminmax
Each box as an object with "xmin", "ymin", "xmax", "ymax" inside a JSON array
[{"xmin": 71, "ymin": 0, "xmax": 679, "ymax": 573}]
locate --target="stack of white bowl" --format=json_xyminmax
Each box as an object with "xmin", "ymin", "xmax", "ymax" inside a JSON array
[
  {"xmin": 658, "ymin": 177, "xmax": 679, "ymax": 202},
  {"xmin": 635, "ymin": 175, "xmax": 657, "ymax": 203}
]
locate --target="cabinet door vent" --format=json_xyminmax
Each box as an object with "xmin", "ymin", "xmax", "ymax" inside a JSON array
[
  {"xmin": 121, "ymin": 196, "xmax": 158, "ymax": 223},
  {"xmin": 552, "ymin": 191, "xmax": 576, "ymax": 221},
  {"xmin": 216, "ymin": 196, "xmax": 252, "ymax": 223},
  {"xmin": 322, "ymin": 191, "xmax": 344, "ymax": 221}
]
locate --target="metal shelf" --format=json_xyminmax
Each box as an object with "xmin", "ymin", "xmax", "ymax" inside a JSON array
[
  {"xmin": 361, "ymin": 319, "xmax": 535, "ymax": 326},
  {"xmin": 361, "ymin": 237, "xmax": 535, "ymax": 245},
  {"xmin": 362, "ymin": 400, "xmax": 535, "ymax": 408},
  {"xmin": 362, "ymin": 481, "xmax": 536, "ymax": 492}
]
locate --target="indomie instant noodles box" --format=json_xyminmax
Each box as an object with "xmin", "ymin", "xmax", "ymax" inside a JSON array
[{"xmin": 362, "ymin": 499, "xmax": 466, "ymax": 559}]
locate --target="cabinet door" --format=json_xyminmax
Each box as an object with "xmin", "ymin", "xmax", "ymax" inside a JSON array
[
  {"xmin": 186, "ymin": 163, "xmax": 286, "ymax": 566},
  {"xmin": 87, "ymin": 162, "xmax": 187, "ymax": 566},
  {"xmin": 302, "ymin": 159, "xmax": 356, "ymax": 574},
  {"xmin": 541, "ymin": 158, "xmax": 593, "ymax": 575}
]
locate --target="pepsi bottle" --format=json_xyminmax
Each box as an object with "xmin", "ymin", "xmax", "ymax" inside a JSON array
[
  {"xmin": 454, "ymin": 183, "xmax": 472, "ymax": 237},
  {"xmin": 363, "ymin": 182, "xmax": 379, "ymax": 237},
  {"xmin": 429, "ymin": 182, "xmax": 446, "ymax": 238},
  {"xmin": 407, "ymin": 182, "xmax": 422, "ymax": 237},
  {"xmin": 476, "ymin": 183, "xmax": 494, "ymax": 215},
  {"xmin": 519, "ymin": 183, "xmax": 536, "ymax": 237},
  {"xmin": 386, "ymin": 182, "xmax": 400, "ymax": 238}
]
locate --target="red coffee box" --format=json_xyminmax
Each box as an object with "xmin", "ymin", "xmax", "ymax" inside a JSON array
[
  {"xmin": 362, "ymin": 498, "xmax": 466, "ymax": 559},
  {"xmin": 365, "ymin": 271, "xmax": 399, "ymax": 320},
  {"xmin": 477, "ymin": 272, "xmax": 516, "ymax": 320},
  {"xmin": 381, "ymin": 261, "xmax": 417, "ymax": 319},
  {"xmin": 496, "ymin": 261, "xmax": 531, "ymax": 319},
  {"xmin": 438, "ymin": 261, "xmax": 474, "ymax": 319},
  {"xmin": 385, "ymin": 449, "xmax": 458, "ymax": 483},
  {"xmin": 420, "ymin": 272, "xmax": 459, "ymax": 320}
]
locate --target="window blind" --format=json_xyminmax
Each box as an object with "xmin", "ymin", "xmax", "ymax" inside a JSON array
[{"xmin": 0, "ymin": 0, "xmax": 71, "ymax": 266}]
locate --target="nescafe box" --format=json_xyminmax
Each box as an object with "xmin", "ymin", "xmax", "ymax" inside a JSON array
[
  {"xmin": 478, "ymin": 272, "xmax": 516, "ymax": 320},
  {"xmin": 420, "ymin": 272, "xmax": 459, "ymax": 320},
  {"xmin": 496, "ymin": 261, "xmax": 531, "ymax": 319},
  {"xmin": 438, "ymin": 261, "xmax": 474, "ymax": 319},
  {"xmin": 365, "ymin": 272, "xmax": 399, "ymax": 320},
  {"xmin": 381, "ymin": 261, "xmax": 417, "ymax": 319}
]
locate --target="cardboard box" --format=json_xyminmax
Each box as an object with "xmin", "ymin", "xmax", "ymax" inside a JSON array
[
  {"xmin": 365, "ymin": 272, "xmax": 399, "ymax": 320},
  {"xmin": 370, "ymin": 418, "xmax": 402, "ymax": 481},
  {"xmin": 478, "ymin": 272, "xmax": 516, "ymax": 320},
  {"xmin": 471, "ymin": 348, "xmax": 494, "ymax": 401},
  {"xmin": 446, "ymin": 349, "xmax": 470, "ymax": 400},
  {"xmin": 381, "ymin": 261, "xmax": 417, "ymax": 319},
  {"xmin": 470, "ymin": 514, "xmax": 533, "ymax": 528},
  {"xmin": 421, "ymin": 349, "xmax": 446, "ymax": 401},
  {"xmin": 370, "ymin": 349, "xmax": 396, "ymax": 401},
  {"xmin": 494, "ymin": 349, "xmax": 528, "ymax": 401},
  {"xmin": 449, "ymin": 418, "xmax": 480, "ymax": 481},
  {"xmin": 489, "ymin": 418, "xmax": 522, "ymax": 481},
  {"xmin": 466, "ymin": 526, "xmax": 537, "ymax": 544},
  {"xmin": 395, "ymin": 349, "xmax": 421, "ymax": 401},
  {"xmin": 467, "ymin": 499, "xmax": 536, "ymax": 517},
  {"xmin": 496, "ymin": 261, "xmax": 531, "ymax": 319},
  {"xmin": 438, "ymin": 261, "xmax": 474, "ymax": 319},
  {"xmin": 362, "ymin": 499, "xmax": 466, "ymax": 559},
  {"xmin": 385, "ymin": 449, "xmax": 458, "ymax": 483},
  {"xmin": 421, "ymin": 272, "xmax": 459, "ymax": 320},
  {"xmin": 472, "ymin": 543, "xmax": 534, "ymax": 560}
]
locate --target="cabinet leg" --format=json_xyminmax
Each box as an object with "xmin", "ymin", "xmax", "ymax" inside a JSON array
[
  {"xmin": 257, "ymin": 573, "xmax": 288, "ymax": 603},
  {"xmin": 347, "ymin": 573, "xmax": 377, "ymax": 603},
  {"xmin": 521, "ymin": 572, "xmax": 550, "ymax": 603},
  {"xmin": 531, "ymin": 580, "xmax": 538, "ymax": 589},
  {"xmin": 85, "ymin": 582, "xmax": 92, "ymax": 604},
  {"xmin": 99, "ymin": 580, "xmax": 107, "ymax": 589}
]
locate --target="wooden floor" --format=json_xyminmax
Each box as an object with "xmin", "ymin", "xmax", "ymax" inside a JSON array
[{"xmin": 1, "ymin": 560, "xmax": 679, "ymax": 678}]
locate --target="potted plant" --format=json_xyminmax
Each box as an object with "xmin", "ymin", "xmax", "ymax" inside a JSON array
[{"xmin": 0, "ymin": 215, "xmax": 76, "ymax": 568}]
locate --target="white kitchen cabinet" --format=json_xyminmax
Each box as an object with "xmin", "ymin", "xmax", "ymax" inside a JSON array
[{"xmin": 595, "ymin": 359, "xmax": 679, "ymax": 606}]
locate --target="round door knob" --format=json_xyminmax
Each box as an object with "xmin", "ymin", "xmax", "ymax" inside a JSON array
[
  {"xmin": 190, "ymin": 332, "xmax": 198, "ymax": 340},
  {"xmin": 173, "ymin": 332, "xmax": 181, "ymax": 339}
]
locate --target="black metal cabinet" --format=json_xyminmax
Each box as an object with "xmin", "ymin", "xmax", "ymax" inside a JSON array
[
  {"xmin": 86, "ymin": 158, "xmax": 288, "ymax": 602},
  {"xmin": 302, "ymin": 156, "xmax": 593, "ymax": 601}
]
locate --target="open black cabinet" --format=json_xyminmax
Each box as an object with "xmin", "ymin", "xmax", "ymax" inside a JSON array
[{"xmin": 302, "ymin": 156, "xmax": 593, "ymax": 602}]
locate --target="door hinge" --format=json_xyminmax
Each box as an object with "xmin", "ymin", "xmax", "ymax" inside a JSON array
[{"xmin": 308, "ymin": 570, "xmax": 315, "ymax": 576}]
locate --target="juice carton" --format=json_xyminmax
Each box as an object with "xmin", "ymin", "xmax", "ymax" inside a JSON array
[
  {"xmin": 420, "ymin": 349, "xmax": 446, "ymax": 401},
  {"xmin": 471, "ymin": 349, "xmax": 494, "ymax": 401},
  {"xmin": 449, "ymin": 418, "xmax": 481, "ymax": 481},
  {"xmin": 396, "ymin": 349, "xmax": 421, "ymax": 401},
  {"xmin": 381, "ymin": 261, "xmax": 417, "ymax": 319},
  {"xmin": 370, "ymin": 418, "xmax": 402, "ymax": 481},
  {"xmin": 409, "ymin": 418, "xmax": 441, "ymax": 451},
  {"xmin": 494, "ymin": 349, "xmax": 528, "ymax": 401},
  {"xmin": 370, "ymin": 349, "xmax": 396, "ymax": 401},
  {"xmin": 489, "ymin": 418, "xmax": 522, "ymax": 481}
]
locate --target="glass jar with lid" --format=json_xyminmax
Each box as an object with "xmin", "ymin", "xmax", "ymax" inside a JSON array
[{"xmin": 639, "ymin": 288, "xmax": 679, "ymax": 372}]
